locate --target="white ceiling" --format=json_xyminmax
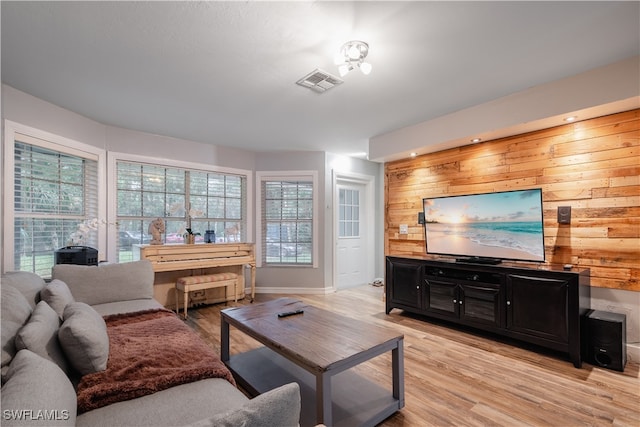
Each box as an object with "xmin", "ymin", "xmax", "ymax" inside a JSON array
[{"xmin": 2, "ymin": 1, "xmax": 639, "ymax": 161}]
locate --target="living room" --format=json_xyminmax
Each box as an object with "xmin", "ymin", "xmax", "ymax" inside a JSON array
[{"xmin": 1, "ymin": 2, "xmax": 639, "ymax": 426}]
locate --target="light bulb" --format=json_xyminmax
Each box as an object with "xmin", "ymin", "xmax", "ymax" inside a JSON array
[
  {"xmin": 348, "ymin": 45, "xmax": 360, "ymax": 60},
  {"xmin": 360, "ymin": 62, "xmax": 372, "ymax": 75},
  {"xmin": 338, "ymin": 64, "xmax": 351, "ymax": 77}
]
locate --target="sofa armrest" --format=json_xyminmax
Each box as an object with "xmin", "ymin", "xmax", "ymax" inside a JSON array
[{"xmin": 52, "ymin": 260, "xmax": 154, "ymax": 306}]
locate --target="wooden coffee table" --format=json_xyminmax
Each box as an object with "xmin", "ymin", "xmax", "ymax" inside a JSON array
[{"xmin": 221, "ymin": 297, "xmax": 405, "ymax": 427}]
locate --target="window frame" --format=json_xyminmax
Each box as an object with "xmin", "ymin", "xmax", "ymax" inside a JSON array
[
  {"xmin": 256, "ymin": 170, "xmax": 318, "ymax": 268},
  {"xmin": 107, "ymin": 151, "xmax": 253, "ymax": 263},
  {"xmin": 2, "ymin": 120, "xmax": 107, "ymax": 274}
]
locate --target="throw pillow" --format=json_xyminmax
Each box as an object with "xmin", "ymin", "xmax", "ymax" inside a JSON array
[
  {"xmin": 1, "ymin": 286, "xmax": 33, "ymax": 381},
  {"xmin": 0, "ymin": 271, "xmax": 46, "ymax": 309},
  {"xmin": 188, "ymin": 382, "xmax": 301, "ymax": 427},
  {"xmin": 14, "ymin": 301, "xmax": 68, "ymax": 375},
  {"xmin": 40, "ymin": 279, "xmax": 75, "ymax": 319},
  {"xmin": 1, "ymin": 349, "xmax": 76, "ymax": 426},
  {"xmin": 58, "ymin": 302, "xmax": 109, "ymax": 375}
]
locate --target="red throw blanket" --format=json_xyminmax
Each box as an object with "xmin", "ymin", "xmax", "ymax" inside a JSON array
[{"xmin": 77, "ymin": 309, "xmax": 235, "ymax": 413}]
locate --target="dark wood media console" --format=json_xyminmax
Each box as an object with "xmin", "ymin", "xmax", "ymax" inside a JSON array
[{"xmin": 385, "ymin": 256, "xmax": 591, "ymax": 367}]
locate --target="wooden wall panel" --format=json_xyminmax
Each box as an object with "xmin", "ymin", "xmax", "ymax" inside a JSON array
[{"xmin": 385, "ymin": 109, "xmax": 640, "ymax": 291}]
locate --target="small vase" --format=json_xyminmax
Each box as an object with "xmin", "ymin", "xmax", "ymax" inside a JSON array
[{"xmin": 186, "ymin": 234, "xmax": 195, "ymax": 244}]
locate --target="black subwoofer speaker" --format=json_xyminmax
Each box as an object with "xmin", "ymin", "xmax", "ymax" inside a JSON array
[{"xmin": 587, "ymin": 310, "xmax": 626, "ymax": 372}]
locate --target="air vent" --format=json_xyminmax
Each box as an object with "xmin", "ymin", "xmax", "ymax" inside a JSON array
[{"xmin": 296, "ymin": 69, "xmax": 344, "ymax": 93}]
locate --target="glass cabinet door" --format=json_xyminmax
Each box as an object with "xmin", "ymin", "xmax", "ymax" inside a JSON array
[
  {"xmin": 425, "ymin": 279, "xmax": 459, "ymax": 318},
  {"xmin": 459, "ymin": 283, "xmax": 502, "ymax": 328},
  {"xmin": 388, "ymin": 259, "xmax": 423, "ymax": 310}
]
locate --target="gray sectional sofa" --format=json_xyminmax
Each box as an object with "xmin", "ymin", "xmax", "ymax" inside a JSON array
[{"xmin": 1, "ymin": 260, "xmax": 300, "ymax": 426}]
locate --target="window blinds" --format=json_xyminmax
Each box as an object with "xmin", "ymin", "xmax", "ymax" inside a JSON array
[
  {"xmin": 261, "ymin": 180, "xmax": 313, "ymax": 265},
  {"xmin": 13, "ymin": 133, "xmax": 99, "ymax": 275},
  {"xmin": 115, "ymin": 161, "xmax": 247, "ymax": 261}
]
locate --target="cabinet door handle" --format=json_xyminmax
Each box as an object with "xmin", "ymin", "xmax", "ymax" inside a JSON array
[
  {"xmin": 459, "ymin": 300, "xmax": 463, "ymax": 304},
  {"xmin": 453, "ymin": 299, "xmax": 457, "ymax": 303},
  {"xmin": 416, "ymin": 286, "xmax": 420, "ymax": 289},
  {"xmin": 507, "ymin": 300, "xmax": 511, "ymax": 305}
]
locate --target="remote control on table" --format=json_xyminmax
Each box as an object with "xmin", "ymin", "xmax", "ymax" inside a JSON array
[{"xmin": 277, "ymin": 309, "xmax": 304, "ymax": 318}]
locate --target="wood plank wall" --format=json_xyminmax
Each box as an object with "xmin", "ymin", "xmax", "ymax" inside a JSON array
[{"xmin": 385, "ymin": 109, "xmax": 639, "ymax": 291}]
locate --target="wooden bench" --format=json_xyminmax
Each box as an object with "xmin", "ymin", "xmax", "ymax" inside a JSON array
[{"xmin": 175, "ymin": 272, "xmax": 238, "ymax": 319}]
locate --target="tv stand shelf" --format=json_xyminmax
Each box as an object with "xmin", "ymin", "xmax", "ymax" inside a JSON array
[{"xmin": 385, "ymin": 256, "xmax": 591, "ymax": 368}]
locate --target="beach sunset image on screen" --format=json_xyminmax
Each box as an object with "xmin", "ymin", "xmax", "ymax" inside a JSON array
[{"xmin": 423, "ymin": 189, "xmax": 545, "ymax": 262}]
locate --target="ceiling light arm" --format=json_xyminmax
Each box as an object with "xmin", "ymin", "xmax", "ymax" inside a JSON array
[{"xmin": 336, "ymin": 40, "xmax": 372, "ymax": 77}]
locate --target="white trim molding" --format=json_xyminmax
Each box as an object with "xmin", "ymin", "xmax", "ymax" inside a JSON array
[
  {"xmin": 255, "ymin": 170, "xmax": 319, "ymax": 269},
  {"xmin": 251, "ymin": 286, "xmax": 336, "ymax": 295},
  {"xmin": 2, "ymin": 120, "xmax": 107, "ymax": 272}
]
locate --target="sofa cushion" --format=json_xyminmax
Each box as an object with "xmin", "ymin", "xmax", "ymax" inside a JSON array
[
  {"xmin": 76, "ymin": 378, "xmax": 249, "ymax": 427},
  {"xmin": 40, "ymin": 279, "xmax": 75, "ymax": 319},
  {"xmin": 14, "ymin": 301, "xmax": 68, "ymax": 375},
  {"xmin": 188, "ymin": 382, "xmax": 301, "ymax": 427},
  {"xmin": 1, "ymin": 349, "xmax": 76, "ymax": 426},
  {"xmin": 52, "ymin": 260, "xmax": 154, "ymax": 306},
  {"xmin": 0, "ymin": 271, "xmax": 46, "ymax": 309},
  {"xmin": 1, "ymin": 286, "xmax": 34, "ymax": 381},
  {"xmin": 58, "ymin": 302, "xmax": 109, "ymax": 375}
]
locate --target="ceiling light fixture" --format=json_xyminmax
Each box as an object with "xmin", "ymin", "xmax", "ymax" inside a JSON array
[
  {"xmin": 335, "ymin": 40, "xmax": 372, "ymax": 77},
  {"xmin": 471, "ymin": 138, "xmax": 482, "ymax": 143},
  {"xmin": 564, "ymin": 116, "xmax": 577, "ymax": 122}
]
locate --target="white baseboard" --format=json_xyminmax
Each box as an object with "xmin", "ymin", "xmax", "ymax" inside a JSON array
[
  {"xmin": 626, "ymin": 343, "xmax": 640, "ymax": 364},
  {"xmin": 244, "ymin": 286, "xmax": 336, "ymax": 295}
]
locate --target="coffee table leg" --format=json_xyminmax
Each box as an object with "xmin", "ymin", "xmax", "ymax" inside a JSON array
[
  {"xmin": 250, "ymin": 263, "xmax": 256, "ymax": 302},
  {"xmin": 316, "ymin": 372, "xmax": 332, "ymax": 425},
  {"xmin": 392, "ymin": 338, "xmax": 405, "ymax": 408},
  {"xmin": 221, "ymin": 318, "xmax": 230, "ymax": 362}
]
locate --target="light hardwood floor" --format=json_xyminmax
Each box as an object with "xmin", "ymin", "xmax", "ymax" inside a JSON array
[{"xmin": 184, "ymin": 285, "xmax": 640, "ymax": 426}]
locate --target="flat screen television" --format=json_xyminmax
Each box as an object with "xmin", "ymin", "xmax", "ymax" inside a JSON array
[{"xmin": 423, "ymin": 188, "xmax": 545, "ymax": 264}]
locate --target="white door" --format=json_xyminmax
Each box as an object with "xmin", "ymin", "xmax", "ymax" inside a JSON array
[{"xmin": 336, "ymin": 182, "xmax": 367, "ymax": 289}]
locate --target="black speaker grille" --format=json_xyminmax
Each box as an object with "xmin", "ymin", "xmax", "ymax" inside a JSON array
[{"xmin": 587, "ymin": 310, "xmax": 626, "ymax": 372}]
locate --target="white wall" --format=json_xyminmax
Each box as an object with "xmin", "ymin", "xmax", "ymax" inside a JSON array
[
  {"xmin": 3, "ymin": 85, "xmax": 107, "ymax": 148},
  {"xmin": 2, "ymin": 84, "xmax": 257, "ymax": 169},
  {"xmin": 325, "ymin": 153, "xmax": 385, "ymax": 281},
  {"xmin": 105, "ymin": 126, "xmax": 256, "ymax": 172},
  {"xmin": 369, "ymin": 56, "xmax": 640, "ymax": 162},
  {"xmin": 591, "ymin": 287, "xmax": 640, "ymax": 364},
  {"xmin": 2, "ymin": 84, "xmax": 385, "ymax": 295},
  {"xmin": 254, "ymin": 151, "xmax": 328, "ymax": 291},
  {"xmin": 252, "ymin": 152, "xmax": 386, "ymax": 293}
]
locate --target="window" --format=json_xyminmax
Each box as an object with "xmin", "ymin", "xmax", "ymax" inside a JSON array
[
  {"xmin": 3, "ymin": 123, "xmax": 104, "ymax": 277},
  {"xmin": 339, "ymin": 188, "xmax": 360, "ymax": 237},
  {"xmin": 115, "ymin": 160, "xmax": 248, "ymax": 262},
  {"xmin": 257, "ymin": 171, "xmax": 317, "ymax": 266}
]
